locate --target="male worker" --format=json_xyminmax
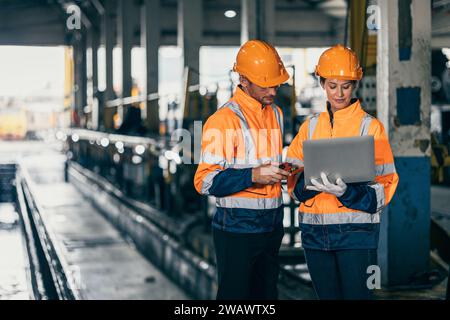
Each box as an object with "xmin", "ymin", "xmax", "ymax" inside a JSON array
[{"xmin": 194, "ymin": 40, "xmax": 290, "ymax": 300}]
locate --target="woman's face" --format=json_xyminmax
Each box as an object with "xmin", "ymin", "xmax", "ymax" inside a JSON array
[{"xmin": 321, "ymin": 78, "xmax": 355, "ymax": 112}]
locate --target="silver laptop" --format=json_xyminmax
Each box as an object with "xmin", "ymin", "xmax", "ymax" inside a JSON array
[{"xmin": 303, "ymin": 136, "xmax": 375, "ymax": 186}]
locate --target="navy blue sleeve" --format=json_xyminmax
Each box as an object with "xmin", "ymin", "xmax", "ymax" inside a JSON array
[
  {"xmin": 338, "ymin": 184, "xmax": 378, "ymax": 213},
  {"xmin": 293, "ymin": 172, "xmax": 321, "ymax": 203},
  {"xmin": 208, "ymin": 168, "xmax": 254, "ymax": 197}
]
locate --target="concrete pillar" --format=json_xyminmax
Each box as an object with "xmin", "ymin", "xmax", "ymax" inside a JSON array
[
  {"xmin": 80, "ymin": 35, "xmax": 88, "ymax": 128},
  {"xmin": 240, "ymin": 0, "xmax": 275, "ymax": 44},
  {"xmin": 74, "ymin": 33, "xmax": 88, "ymax": 128},
  {"xmin": 141, "ymin": 0, "xmax": 160, "ymax": 134},
  {"xmin": 118, "ymin": 0, "xmax": 134, "ymax": 123},
  {"xmin": 264, "ymin": 0, "xmax": 276, "ymax": 45},
  {"xmin": 177, "ymin": 0, "xmax": 202, "ymax": 86},
  {"xmin": 91, "ymin": 30, "xmax": 99, "ymax": 96},
  {"xmin": 102, "ymin": 0, "xmax": 115, "ymax": 130},
  {"xmin": 90, "ymin": 28, "xmax": 101, "ymax": 130},
  {"xmin": 241, "ymin": 0, "xmax": 257, "ymax": 44},
  {"xmin": 377, "ymin": 0, "xmax": 431, "ymax": 287},
  {"xmin": 73, "ymin": 41, "xmax": 80, "ymax": 128}
]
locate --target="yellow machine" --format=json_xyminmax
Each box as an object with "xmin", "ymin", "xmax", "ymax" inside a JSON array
[
  {"xmin": 349, "ymin": 0, "xmax": 377, "ymax": 75},
  {"xmin": 0, "ymin": 108, "xmax": 27, "ymax": 140},
  {"xmin": 64, "ymin": 46, "xmax": 76, "ymax": 127},
  {"xmin": 431, "ymin": 133, "xmax": 450, "ymax": 184}
]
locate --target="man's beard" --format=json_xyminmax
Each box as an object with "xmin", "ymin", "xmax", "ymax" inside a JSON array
[{"xmin": 261, "ymin": 95, "xmax": 275, "ymax": 106}]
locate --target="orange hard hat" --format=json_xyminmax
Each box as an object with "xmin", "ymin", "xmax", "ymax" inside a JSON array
[
  {"xmin": 233, "ymin": 40, "xmax": 289, "ymax": 88},
  {"xmin": 315, "ymin": 44, "xmax": 363, "ymax": 80}
]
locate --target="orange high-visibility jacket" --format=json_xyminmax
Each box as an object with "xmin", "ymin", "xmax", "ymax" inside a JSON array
[
  {"xmin": 194, "ymin": 86, "xmax": 284, "ymax": 233},
  {"xmin": 287, "ymin": 99, "xmax": 399, "ymax": 249}
]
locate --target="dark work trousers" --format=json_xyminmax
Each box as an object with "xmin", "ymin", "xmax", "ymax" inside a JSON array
[
  {"xmin": 212, "ymin": 224, "xmax": 284, "ymax": 300},
  {"xmin": 304, "ymin": 248, "xmax": 378, "ymax": 300}
]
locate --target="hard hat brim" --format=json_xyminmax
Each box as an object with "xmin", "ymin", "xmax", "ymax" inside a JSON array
[
  {"xmin": 240, "ymin": 70, "xmax": 290, "ymax": 88},
  {"xmin": 315, "ymin": 67, "xmax": 363, "ymax": 81},
  {"xmin": 316, "ymin": 73, "xmax": 363, "ymax": 81}
]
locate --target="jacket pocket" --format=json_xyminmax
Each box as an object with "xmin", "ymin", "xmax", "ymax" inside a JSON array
[
  {"xmin": 242, "ymin": 189, "xmax": 268, "ymax": 196},
  {"xmin": 303, "ymin": 197, "xmax": 316, "ymax": 208}
]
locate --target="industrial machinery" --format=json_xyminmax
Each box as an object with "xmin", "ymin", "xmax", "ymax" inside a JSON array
[
  {"xmin": 431, "ymin": 50, "xmax": 450, "ymax": 185},
  {"xmin": 62, "ymin": 57, "xmax": 306, "ymax": 269},
  {"xmin": 0, "ymin": 104, "xmax": 27, "ymax": 140},
  {"xmin": 431, "ymin": 131, "xmax": 450, "ymax": 185}
]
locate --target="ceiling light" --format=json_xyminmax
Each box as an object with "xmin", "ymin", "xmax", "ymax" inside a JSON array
[{"xmin": 224, "ymin": 10, "xmax": 237, "ymax": 18}]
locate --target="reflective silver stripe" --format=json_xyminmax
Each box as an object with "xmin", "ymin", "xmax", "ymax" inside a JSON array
[
  {"xmin": 375, "ymin": 163, "xmax": 396, "ymax": 176},
  {"xmin": 308, "ymin": 114, "xmax": 320, "ymax": 140},
  {"xmin": 258, "ymin": 156, "xmax": 282, "ymax": 164},
  {"xmin": 201, "ymin": 154, "xmax": 281, "ymax": 167},
  {"xmin": 216, "ymin": 196, "xmax": 283, "ymax": 210},
  {"xmin": 271, "ymin": 104, "xmax": 284, "ymax": 137},
  {"xmin": 285, "ymin": 157, "xmax": 304, "ymax": 167},
  {"xmin": 299, "ymin": 211, "xmax": 380, "ymax": 225},
  {"xmin": 360, "ymin": 114, "xmax": 374, "ymax": 136},
  {"xmin": 225, "ymin": 101, "xmax": 246, "ymax": 123},
  {"xmin": 225, "ymin": 164, "xmax": 258, "ymax": 169},
  {"xmin": 308, "ymin": 112, "xmax": 373, "ymax": 140},
  {"xmin": 201, "ymin": 170, "xmax": 221, "ymax": 195},
  {"xmin": 225, "ymin": 101, "xmax": 257, "ymax": 163},
  {"xmin": 369, "ymin": 183, "xmax": 385, "ymax": 212},
  {"xmin": 226, "ymin": 156, "xmax": 281, "ymax": 169},
  {"xmin": 200, "ymin": 151, "xmax": 226, "ymax": 166},
  {"xmin": 225, "ymin": 101, "xmax": 282, "ymax": 166},
  {"xmin": 200, "ymin": 151, "xmax": 284, "ymax": 169}
]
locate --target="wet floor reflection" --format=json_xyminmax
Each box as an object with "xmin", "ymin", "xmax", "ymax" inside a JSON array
[{"xmin": 0, "ymin": 203, "xmax": 29, "ymax": 300}]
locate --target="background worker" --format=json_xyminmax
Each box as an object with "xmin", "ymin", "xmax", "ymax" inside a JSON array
[
  {"xmin": 194, "ymin": 40, "xmax": 290, "ymax": 300},
  {"xmin": 286, "ymin": 44, "xmax": 399, "ymax": 300}
]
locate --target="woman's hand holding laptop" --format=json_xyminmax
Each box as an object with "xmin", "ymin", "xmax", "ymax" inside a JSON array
[{"xmin": 306, "ymin": 172, "xmax": 347, "ymax": 197}]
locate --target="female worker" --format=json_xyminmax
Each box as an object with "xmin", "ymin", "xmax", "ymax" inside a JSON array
[{"xmin": 286, "ymin": 45, "xmax": 399, "ymax": 300}]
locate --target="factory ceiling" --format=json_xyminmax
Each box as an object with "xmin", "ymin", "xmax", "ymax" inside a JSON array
[{"xmin": 0, "ymin": 0, "xmax": 447, "ymax": 48}]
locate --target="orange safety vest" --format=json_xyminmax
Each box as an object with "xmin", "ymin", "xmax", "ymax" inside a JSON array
[
  {"xmin": 287, "ymin": 100, "xmax": 399, "ymax": 226},
  {"xmin": 194, "ymin": 86, "xmax": 284, "ymax": 228}
]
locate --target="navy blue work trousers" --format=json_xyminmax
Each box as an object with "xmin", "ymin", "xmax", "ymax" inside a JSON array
[
  {"xmin": 212, "ymin": 224, "xmax": 284, "ymax": 300},
  {"xmin": 304, "ymin": 248, "xmax": 378, "ymax": 300}
]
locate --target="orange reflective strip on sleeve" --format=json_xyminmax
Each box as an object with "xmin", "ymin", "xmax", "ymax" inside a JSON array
[
  {"xmin": 375, "ymin": 172, "xmax": 399, "ymax": 205},
  {"xmin": 374, "ymin": 138, "xmax": 395, "ymax": 165},
  {"xmin": 194, "ymin": 163, "xmax": 223, "ymax": 194}
]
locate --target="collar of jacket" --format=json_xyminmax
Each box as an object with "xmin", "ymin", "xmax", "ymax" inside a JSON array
[
  {"xmin": 233, "ymin": 85, "xmax": 267, "ymax": 113},
  {"xmin": 326, "ymin": 98, "xmax": 363, "ymax": 122}
]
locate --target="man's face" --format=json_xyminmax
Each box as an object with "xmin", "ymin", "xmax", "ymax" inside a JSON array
[{"xmin": 240, "ymin": 76, "xmax": 279, "ymax": 106}]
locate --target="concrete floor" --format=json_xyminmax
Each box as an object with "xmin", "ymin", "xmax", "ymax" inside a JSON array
[
  {"xmin": 1, "ymin": 140, "xmax": 448, "ymax": 300},
  {"xmin": 0, "ymin": 204, "xmax": 29, "ymax": 300},
  {"xmin": 18, "ymin": 150, "xmax": 189, "ymax": 300}
]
